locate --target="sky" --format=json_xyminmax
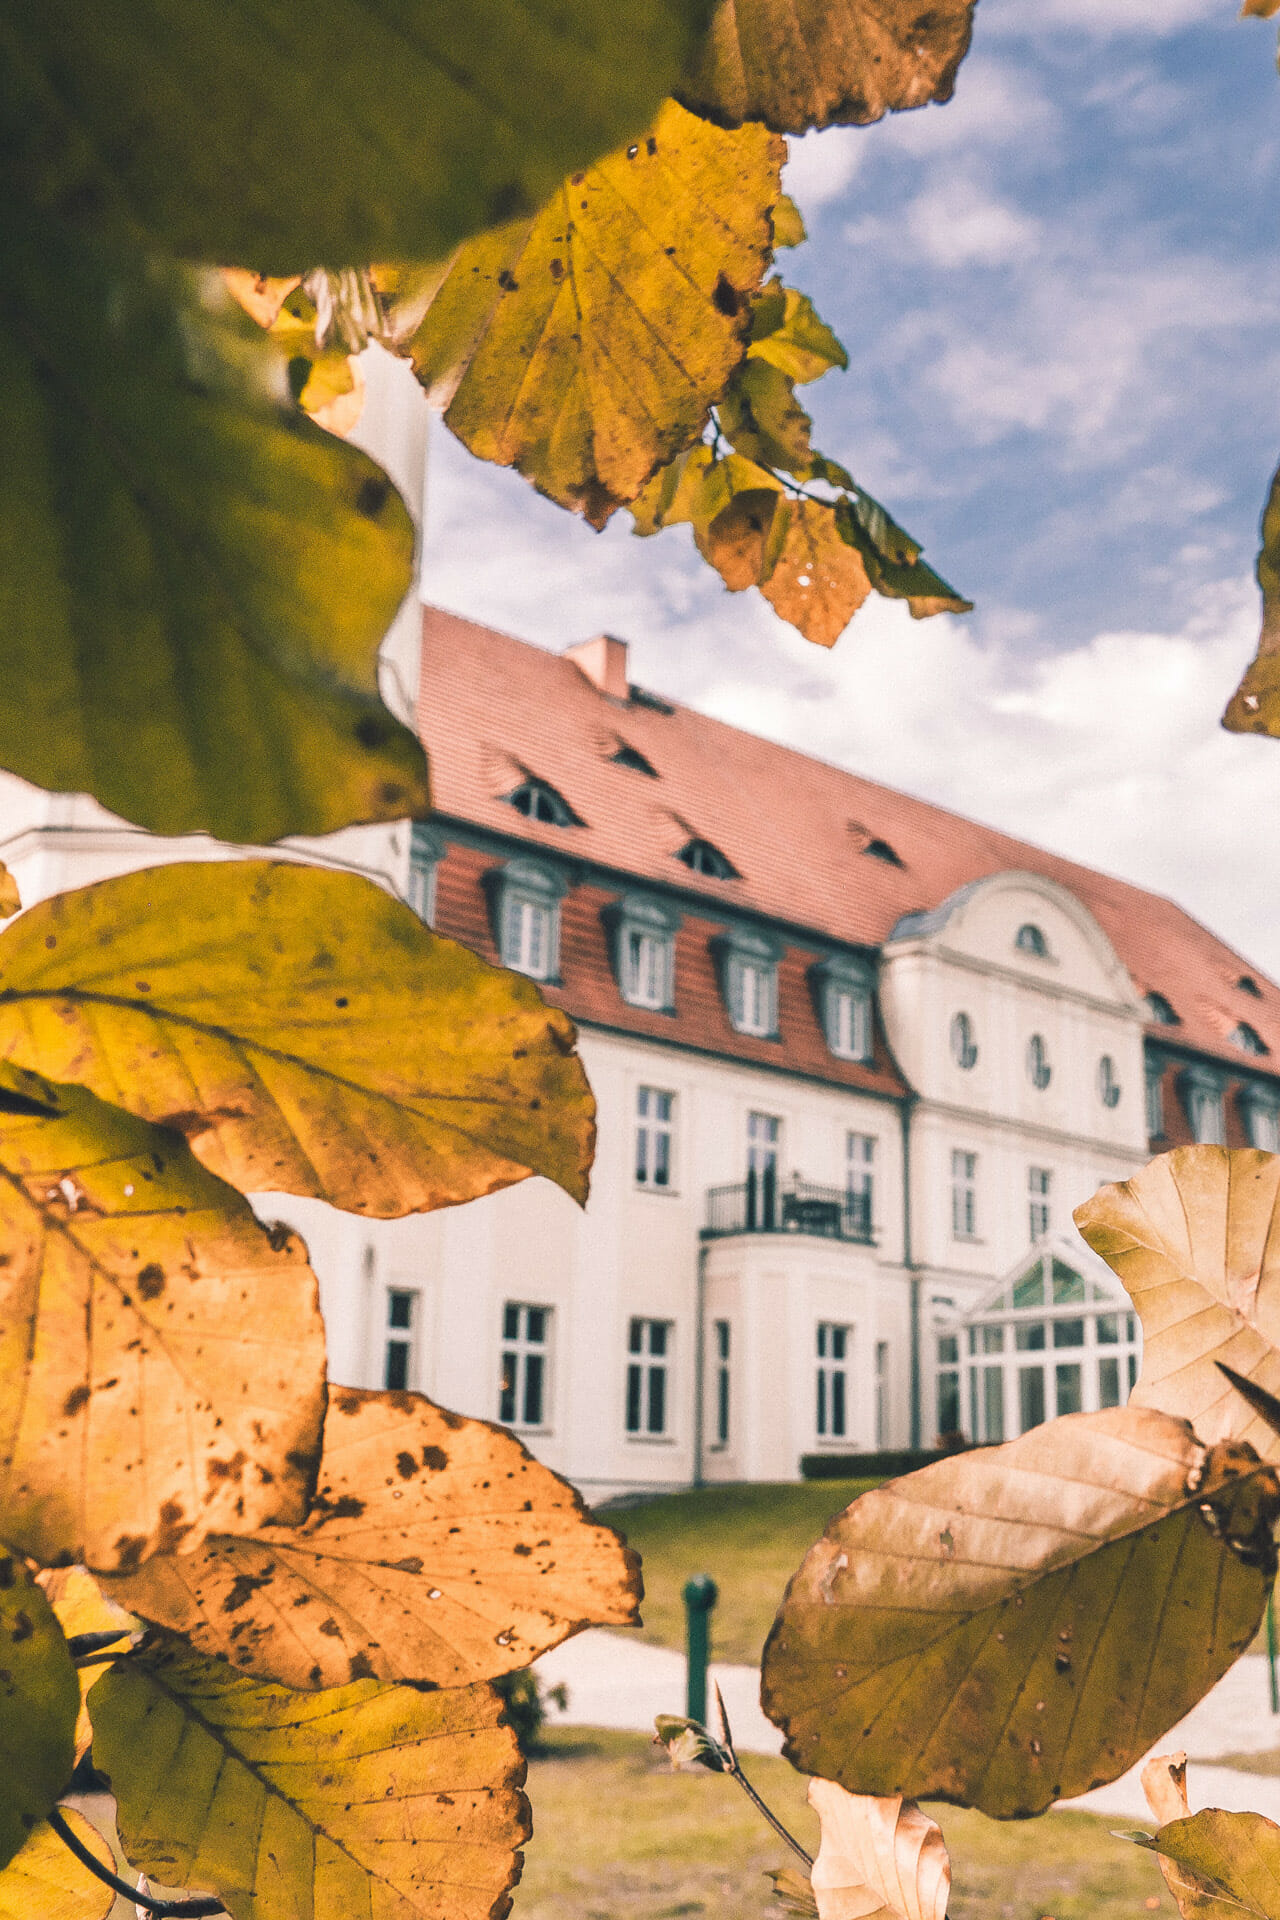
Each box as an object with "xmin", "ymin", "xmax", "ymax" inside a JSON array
[{"xmin": 419, "ymin": 0, "xmax": 1280, "ymax": 977}]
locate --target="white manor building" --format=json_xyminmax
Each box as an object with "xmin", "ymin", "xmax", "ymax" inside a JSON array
[{"xmin": 3, "ymin": 605, "xmax": 1280, "ymax": 1498}]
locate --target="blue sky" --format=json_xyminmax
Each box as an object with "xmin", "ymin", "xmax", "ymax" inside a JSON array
[{"xmin": 420, "ymin": 0, "xmax": 1280, "ymax": 977}]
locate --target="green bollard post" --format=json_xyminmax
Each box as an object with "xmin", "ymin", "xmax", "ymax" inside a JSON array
[
  {"xmin": 1268, "ymin": 1584, "xmax": 1279, "ymax": 1716},
  {"xmin": 684, "ymin": 1574, "xmax": 718, "ymax": 1724}
]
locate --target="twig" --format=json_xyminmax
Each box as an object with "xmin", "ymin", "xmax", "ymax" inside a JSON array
[
  {"xmin": 67, "ymin": 1629, "xmax": 135, "ymax": 1666},
  {"xmin": 49, "ymin": 1809, "xmax": 226, "ymax": 1918},
  {"xmin": 711, "ymin": 1685, "xmax": 814, "ymax": 1870}
]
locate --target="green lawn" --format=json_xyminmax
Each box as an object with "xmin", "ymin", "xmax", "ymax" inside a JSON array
[
  {"xmin": 515, "ymin": 1727, "xmax": 1174, "ymax": 1920},
  {"xmin": 602, "ymin": 1481, "xmax": 876, "ymax": 1666}
]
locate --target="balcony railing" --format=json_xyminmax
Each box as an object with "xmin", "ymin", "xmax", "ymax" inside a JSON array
[{"xmin": 703, "ymin": 1175, "xmax": 874, "ymax": 1243}]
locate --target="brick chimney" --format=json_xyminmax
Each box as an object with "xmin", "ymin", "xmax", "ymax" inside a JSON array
[{"xmin": 564, "ymin": 633, "xmax": 629, "ymax": 701}]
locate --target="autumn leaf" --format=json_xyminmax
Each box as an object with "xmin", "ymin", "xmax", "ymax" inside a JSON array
[
  {"xmin": 0, "ymin": 214, "xmax": 428, "ymax": 843},
  {"xmin": 0, "ymin": 1064, "xmax": 325, "ymax": 1573},
  {"xmin": 1140, "ymin": 1801, "xmax": 1280, "ymax": 1920},
  {"xmin": 1075, "ymin": 1148, "xmax": 1280, "ymax": 1460},
  {"xmin": 0, "ymin": 1558, "xmax": 78, "ymax": 1871},
  {"xmin": 760, "ymin": 1408, "xmax": 1277, "ymax": 1818},
  {"xmin": 37, "ymin": 1566, "xmax": 137, "ymax": 1762},
  {"xmin": 758, "ymin": 497, "xmax": 875, "ymax": 644},
  {"xmin": 809, "ymin": 1780, "xmax": 950, "ymax": 1920},
  {"xmin": 382, "ymin": 100, "xmax": 784, "ymax": 526},
  {"xmin": 106, "ymin": 1385, "xmax": 641, "ymax": 1689},
  {"xmin": 749, "ymin": 284, "xmax": 849, "ymax": 386},
  {"xmin": 0, "ymin": 871, "xmax": 17, "ymax": 923},
  {"xmin": 679, "ymin": 0, "xmax": 977, "ymax": 134},
  {"xmin": 0, "ymin": 1812, "xmax": 115, "ymax": 1920},
  {"xmin": 92, "ymin": 1637, "xmax": 529, "ymax": 1920},
  {"xmin": 4, "ymin": 0, "xmax": 711, "ymax": 272},
  {"xmin": 0, "ymin": 861, "xmax": 596, "ymax": 1216},
  {"xmin": 1224, "ymin": 464, "xmax": 1280, "ymax": 737}
]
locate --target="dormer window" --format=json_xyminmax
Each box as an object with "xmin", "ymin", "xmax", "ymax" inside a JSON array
[
  {"xmin": 1027, "ymin": 1034, "xmax": 1052, "ymax": 1090},
  {"xmin": 490, "ymin": 857, "xmax": 567, "ymax": 982},
  {"xmin": 1145, "ymin": 991, "xmax": 1179, "ymax": 1026},
  {"xmin": 612, "ymin": 742, "xmax": 658, "ymax": 777},
  {"xmin": 717, "ymin": 927, "xmax": 781, "ymax": 1039},
  {"xmin": 1015, "ymin": 923, "xmax": 1049, "ymax": 958},
  {"xmin": 677, "ymin": 837, "xmax": 738, "ymax": 880},
  {"xmin": 950, "ymin": 1011, "xmax": 978, "ymax": 1070},
  {"xmin": 813, "ymin": 955, "xmax": 874, "ymax": 1062},
  {"xmin": 864, "ymin": 838, "xmax": 904, "ymax": 868},
  {"xmin": 607, "ymin": 893, "xmax": 679, "ymax": 1012},
  {"xmin": 507, "ymin": 778, "xmax": 581, "ymax": 826},
  {"xmin": 406, "ymin": 824, "xmax": 442, "ymax": 927},
  {"xmin": 1239, "ymin": 975, "xmax": 1263, "ymax": 998},
  {"xmin": 1240, "ymin": 1083, "xmax": 1280, "ymax": 1152},
  {"xmin": 1233, "ymin": 1022, "xmax": 1269, "ymax": 1056},
  {"xmin": 1181, "ymin": 1065, "xmax": 1225, "ymax": 1145}
]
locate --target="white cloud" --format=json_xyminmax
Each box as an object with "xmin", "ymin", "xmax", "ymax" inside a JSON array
[
  {"xmin": 905, "ymin": 175, "xmax": 1041, "ymax": 267},
  {"xmin": 979, "ymin": 0, "xmax": 1221, "ymax": 36}
]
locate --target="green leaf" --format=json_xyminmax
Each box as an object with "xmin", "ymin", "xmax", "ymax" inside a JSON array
[
  {"xmin": 383, "ymin": 100, "xmax": 785, "ymax": 527},
  {"xmin": 0, "ymin": 1063, "xmax": 326, "ymax": 1572},
  {"xmin": 653, "ymin": 1715, "xmax": 729, "ymax": 1771},
  {"xmin": 834, "ymin": 497, "xmax": 972, "ymax": 619},
  {"xmin": 1152, "ymin": 1811, "xmax": 1280, "ymax": 1920},
  {"xmin": 678, "ymin": 0, "xmax": 977, "ymax": 135},
  {"xmin": 0, "ymin": 860, "xmax": 596, "ymax": 1216},
  {"xmin": 761, "ymin": 1408, "xmax": 1276, "ymax": 1818},
  {"xmin": 748, "ymin": 283, "xmax": 850, "ymax": 384},
  {"xmin": 92, "ymin": 1637, "xmax": 530, "ymax": 1920},
  {"xmin": 3, "ymin": 0, "xmax": 712, "ymax": 272},
  {"xmin": 106, "ymin": 1385, "xmax": 641, "ymax": 1689},
  {"xmin": 0, "ymin": 213, "xmax": 428, "ymax": 843},
  {"xmin": 0, "ymin": 1558, "xmax": 78, "ymax": 1871},
  {"xmin": 0, "ymin": 1812, "xmax": 116, "ymax": 1920},
  {"xmin": 771, "ymin": 194, "xmax": 807, "ymax": 248}
]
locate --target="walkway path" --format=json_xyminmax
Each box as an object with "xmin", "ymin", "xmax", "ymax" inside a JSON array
[{"xmin": 535, "ymin": 1631, "xmax": 1280, "ymax": 1822}]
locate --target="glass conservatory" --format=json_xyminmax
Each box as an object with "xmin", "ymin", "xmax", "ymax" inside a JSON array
[{"xmin": 935, "ymin": 1239, "xmax": 1140, "ymax": 1446}]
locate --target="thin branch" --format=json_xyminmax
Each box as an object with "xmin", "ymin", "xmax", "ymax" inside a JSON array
[
  {"xmin": 711, "ymin": 1687, "xmax": 814, "ymax": 1871},
  {"xmin": 67, "ymin": 1629, "xmax": 135, "ymax": 1662},
  {"xmin": 49, "ymin": 1809, "xmax": 227, "ymax": 1918}
]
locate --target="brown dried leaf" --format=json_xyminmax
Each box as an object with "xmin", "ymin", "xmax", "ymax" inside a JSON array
[
  {"xmin": 1075, "ymin": 1147, "xmax": 1280, "ymax": 1458},
  {"xmin": 105, "ymin": 1386, "xmax": 641, "ymax": 1688},
  {"xmin": 809, "ymin": 1780, "xmax": 950, "ymax": 1920},
  {"xmin": 760, "ymin": 1407, "xmax": 1272, "ymax": 1818},
  {"xmin": 1224, "ymin": 465, "xmax": 1280, "ymax": 735},
  {"xmin": 679, "ymin": 0, "xmax": 977, "ymax": 134},
  {"xmin": 759, "ymin": 498, "xmax": 874, "ymax": 645},
  {"xmin": 0, "ymin": 1065, "xmax": 325, "ymax": 1572}
]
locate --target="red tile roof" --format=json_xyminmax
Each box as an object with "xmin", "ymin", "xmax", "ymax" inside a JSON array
[{"xmin": 417, "ymin": 607, "xmax": 1280, "ymax": 1082}]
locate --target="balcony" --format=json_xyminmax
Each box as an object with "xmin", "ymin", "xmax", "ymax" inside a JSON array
[{"xmin": 702, "ymin": 1174, "xmax": 873, "ymax": 1243}]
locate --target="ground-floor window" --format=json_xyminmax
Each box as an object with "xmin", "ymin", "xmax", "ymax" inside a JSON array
[
  {"xmin": 384, "ymin": 1287, "xmax": 419, "ymax": 1391},
  {"xmin": 626, "ymin": 1318, "xmax": 672, "ymax": 1435},
  {"xmin": 816, "ymin": 1322, "xmax": 850, "ymax": 1439},
  {"xmin": 936, "ymin": 1332, "xmax": 961, "ymax": 1439},
  {"xmin": 712, "ymin": 1320, "xmax": 731, "ymax": 1448},
  {"xmin": 500, "ymin": 1303, "xmax": 551, "ymax": 1428}
]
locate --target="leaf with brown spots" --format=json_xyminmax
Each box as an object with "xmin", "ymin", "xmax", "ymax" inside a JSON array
[
  {"xmin": 761, "ymin": 1407, "xmax": 1279, "ymax": 1818},
  {"xmin": 36, "ymin": 1566, "xmax": 137, "ymax": 1761},
  {"xmin": 0, "ymin": 1557, "xmax": 78, "ymax": 1871},
  {"xmin": 0, "ymin": 870, "xmax": 16, "ymax": 924},
  {"xmin": 678, "ymin": 0, "xmax": 977, "ymax": 135},
  {"xmin": 90, "ymin": 1635, "xmax": 529, "ymax": 1920},
  {"xmin": 0, "ymin": 859, "xmax": 595, "ymax": 1215},
  {"xmin": 106, "ymin": 1387, "xmax": 641, "ymax": 1688},
  {"xmin": 380, "ymin": 100, "xmax": 784, "ymax": 527},
  {"xmin": 0, "ymin": 1811, "xmax": 116, "ymax": 1920},
  {"xmin": 0, "ymin": 1063, "xmax": 325, "ymax": 1571}
]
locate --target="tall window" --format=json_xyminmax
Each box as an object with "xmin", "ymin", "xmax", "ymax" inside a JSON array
[
  {"xmin": 936, "ymin": 1332, "xmax": 961, "ymax": 1438},
  {"xmin": 1145, "ymin": 1059, "xmax": 1165, "ymax": 1139},
  {"xmin": 875, "ymin": 1341, "xmax": 889, "ymax": 1448},
  {"xmin": 1028, "ymin": 1167, "xmax": 1051, "ymax": 1241},
  {"xmin": 625, "ymin": 928, "xmax": 671, "ymax": 1008},
  {"xmin": 846, "ymin": 1132, "xmax": 875, "ymax": 1238},
  {"xmin": 951, "ymin": 1150, "xmax": 977, "ymax": 1239},
  {"xmin": 499, "ymin": 1304, "xmax": 551, "ymax": 1428},
  {"xmin": 950, "ymin": 1012, "xmax": 978, "ymax": 1069},
  {"xmin": 493, "ymin": 858, "xmax": 565, "ymax": 982},
  {"xmin": 1241, "ymin": 1085, "xmax": 1280, "ymax": 1152},
  {"xmin": 384, "ymin": 1287, "xmax": 419, "ymax": 1391},
  {"xmin": 635, "ymin": 1087, "xmax": 675, "ymax": 1189},
  {"xmin": 1026, "ymin": 1034, "xmax": 1052, "ymax": 1090},
  {"xmin": 747, "ymin": 1111, "xmax": 781, "ymax": 1229},
  {"xmin": 712, "ymin": 1320, "xmax": 731, "ymax": 1449},
  {"xmin": 720, "ymin": 929, "xmax": 781, "ymax": 1038},
  {"xmin": 1097, "ymin": 1055, "xmax": 1121, "ymax": 1109},
  {"xmin": 816, "ymin": 1323, "xmax": 850, "ymax": 1439},
  {"xmin": 1182, "ymin": 1067, "xmax": 1225, "ymax": 1145},
  {"xmin": 626, "ymin": 1318, "xmax": 672, "ymax": 1436},
  {"xmin": 815, "ymin": 957, "xmax": 874, "ymax": 1062},
  {"xmin": 611, "ymin": 893, "xmax": 679, "ymax": 1010},
  {"xmin": 406, "ymin": 825, "xmax": 442, "ymax": 927}
]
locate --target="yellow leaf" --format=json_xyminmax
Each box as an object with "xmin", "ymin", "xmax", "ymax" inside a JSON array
[
  {"xmin": 1224, "ymin": 464, "xmax": 1280, "ymax": 735},
  {"xmin": 760, "ymin": 1408, "xmax": 1276, "ymax": 1818},
  {"xmin": 749, "ymin": 285, "xmax": 849, "ymax": 385},
  {"xmin": 222, "ymin": 271, "xmax": 302, "ymax": 331},
  {"xmin": 759, "ymin": 498, "xmax": 873, "ymax": 646},
  {"xmin": 301, "ymin": 353, "xmax": 367, "ymax": 438},
  {"xmin": 0, "ymin": 1557, "xmax": 78, "ymax": 1870},
  {"xmin": 0, "ymin": 1065, "xmax": 325, "ymax": 1573},
  {"xmin": 0, "ymin": 861, "xmax": 595, "ymax": 1217},
  {"xmin": 1075, "ymin": 1148, "xmax": 1280, "ymax": 1459},
  {"xmin": 0, "ymin": 1812, "xmax": 116, "ymax": 1920},
  {"xmin": 106, "ymin": 1385, "xmax": 641, "ymax": 1689},
  {"xmin": 702, "ymin": 485, "xmax": 789, "ymax": 590},
  {"xmin": 385, "ymin": 100, "xmax": 785, "ymax": 527},
  {"xmin": 679, "ymin": 0, "xmax": 977, "ymax": 134},
  {"xmin": 719, "ymin": 357, "xmax": 815, "ymax": 474},
  {"xmin": 0, "ymin": 869, "xmax": 17, "ymax": 922},
  {"xmin": 1242, "ymin": 0, "xmax": 1280, "ymax": 18},
  {"xmin": 37, "ymin": 1567, "xmax": 137, "ymax": 1762},
  {"xmin": 92, "ymin": 1637, "xmax": 529, "ymax": 1920},
  {"xmin": 809, "ymin": 1780, "xmax": 950, "ymax": 1920},
  {"xmin": 772, "ymin": 194, "xmax": 808, "ymax": 248},
  {"xmin": 1149, "ymin": 1808, "xmax": 1280, "ymax": 1920}
]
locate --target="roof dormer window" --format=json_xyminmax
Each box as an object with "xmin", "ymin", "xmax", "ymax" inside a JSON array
[
  {"xmin": 507, "ymin": 778, "xmax": 581, "ymax": 826},
  {"xmin": 1233, "ymin": 1021, "xmax": 1269, "ymax": 1056},
  {"xmin": 864, "ymin": 838, "xmax": 904, "ymax": 868},
  {"xmin": 1239, "ymin": 975, "xmax": 1263, "ymax": 998},
  {"xmin": 611, "ymin": 742, "xmax": 658, "ymax": 777},
  {"xmin": 813, "ymin": 955, "xmax": 875, "ymax": 1063},
  {"xmin": 1145, "ymin": 991, "xmax": 1179, "ymax": 1026},
  {"xmin": 1015, "ymin": 923, "xmax": 1049, "ymax": 958},
  {"xmin": 677, "ymin": 837, "xmax": 738, "ymax": 880}
]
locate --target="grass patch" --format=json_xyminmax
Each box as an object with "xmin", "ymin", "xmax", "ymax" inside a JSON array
[
  {"xmin": 516, "ymin": 1727, "xmax": 1174, "ymax": 1920},
  {"xmin": 604, "ymin": 1481, "xmax": 876, "ymax": 1666}
]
